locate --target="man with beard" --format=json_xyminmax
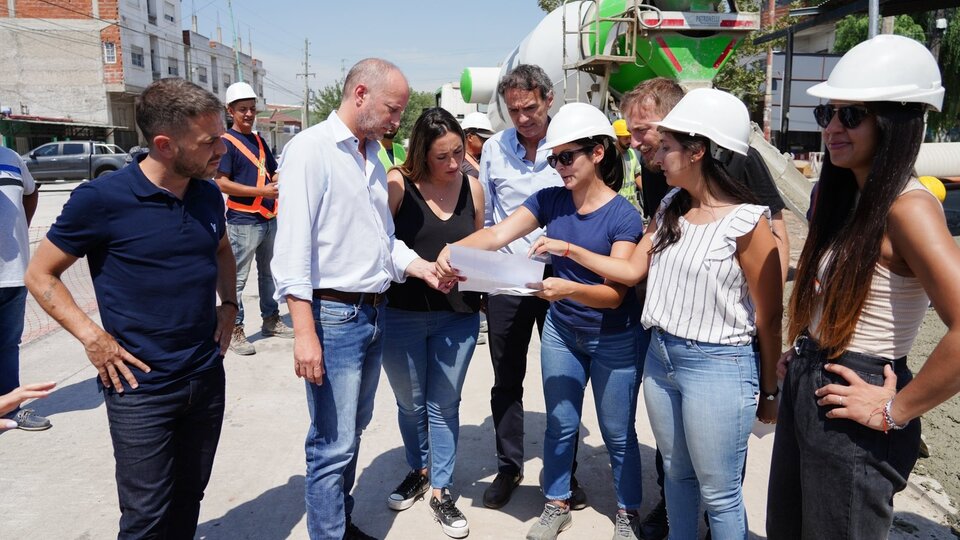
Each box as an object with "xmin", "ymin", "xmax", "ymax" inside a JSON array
[
  {"xmin": 25, "ymin": 78, "xmax": 237, "ymax": 538},
  {"xmin": 272, "ymin": 58, "xmax": 450, "ymax": 540},
  {"xmin": 377, "ymin": 125, "xmax": 406, "ymax": 170}
]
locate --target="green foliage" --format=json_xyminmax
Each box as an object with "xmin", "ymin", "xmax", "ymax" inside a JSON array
[
  {"xmin": 833, "ymin": 14, "xmax": 926, "ymax": 53},
  {"xmin": 538, "ymin": 0, "xmax": 561, "ymax": 12},
  {"xmin": 933, "ymin": 10, "xmax": 960, "ymax": 137},
  {"xmin": 308, "ymin": 81, "xmax": 435, "ymax": 142}
]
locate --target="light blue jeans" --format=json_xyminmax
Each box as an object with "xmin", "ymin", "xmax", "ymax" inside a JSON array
[
  {"xmin": 304, "ymin": 297, "xmax": 384, "ymax": 540},
  {"xmin": 539, "ymin": 312, "xmax": 645, "ymax": 509},
  {"xmin": 644, "ymin": 327, "xmax": 758, "ymax": 540},
  {"xmin": 227, "ymin": 220, "xmax": 279, "ymax": 325},
  {"xmin": 381, "ymin": 308, "xmax": 479, "ymax": 489}
]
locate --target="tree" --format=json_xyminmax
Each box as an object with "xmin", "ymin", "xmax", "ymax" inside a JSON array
[
  {"xmin": 397, "ymin": 90, "xmax": 436, "ymax": 142},
  {"xmin": 933, "ymin": 9, "xmax": 960, "ymax": 138},
  {"xmin": 833, "ymin": 14, "xmax": 926, "ymax": 53},
  {"xmin": 538, "ymin": 0, "xmax": 561, "ymax": 12}
]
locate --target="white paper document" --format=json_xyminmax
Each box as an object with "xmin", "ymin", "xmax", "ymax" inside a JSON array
[{"xmin": 448, "ymin": 245, "xmax": 545, "ymax": 296}]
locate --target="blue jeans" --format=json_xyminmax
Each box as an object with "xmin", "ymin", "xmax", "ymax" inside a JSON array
[
  {"xmin": 381, "ymin": 308, "xmax": 479, "ymax": 489},
  {"xmin": 645, "ymin": 328, "xmax": 758, "ymax": 540},
  {"xmin": 539, "ymin": 313, "xmax": 645, "ymax": 509},
  {"xmin": 227, "ymin": 220, "xmax": 279, "ymax": 325},
  {"xmin": 103, "ymin": 365, "xmax": 225, "ymax": 540},
  {"xmin": 304, "ymin": 298, "xmax": 384, "ymax": 540},
  {"xmin": 0, "ymin": 286, "xmax": 27, "ymax": 398}
]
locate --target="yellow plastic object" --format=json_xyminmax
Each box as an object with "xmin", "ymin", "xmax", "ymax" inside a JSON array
[
  {"xmin": 613, "ymin": 119, "xmax": 630, "ymax": 137},
  {"xmin": 918, "ymin": 175, "xmax": 946, "ymax": 203}
]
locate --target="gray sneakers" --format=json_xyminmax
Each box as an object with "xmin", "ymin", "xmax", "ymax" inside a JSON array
[
  {"xmin": 230, "ymin": 325, "xmax": 256, "ymax": 356},
  {"xmin": 612, "ymin": 510, "xmax": 640, "ymax": 540},
  {"xmin": 526, "ymin": 503, "xmax": 572, "ymax": 540},
  {"xmin": 8, "ymin": 409, "xmax": 52, "ymax": 431},
  {"xmin": 261, "ymin": 314, "xmax": 294, "ymax": 338}
]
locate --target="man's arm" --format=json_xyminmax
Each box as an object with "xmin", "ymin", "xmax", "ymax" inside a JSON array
[
  {"xmin": 214, "ymin": 172, "xmax": 278, "ymax": 199},
  {"xmin": 25, "ymin": 239, "xmax": 150, "ymax": 391},
  {"xmin": 213, "ymin": 233, "xmax": 238, "ymax": 352},
  {"xmin": 23, "ymin": 190, "xmax": 38, "ymax": 226}
]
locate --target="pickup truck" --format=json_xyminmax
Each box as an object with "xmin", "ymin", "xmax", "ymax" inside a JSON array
[{"xmin": 21, "ymin": 141, "xmax": 129, "ymax": 182}]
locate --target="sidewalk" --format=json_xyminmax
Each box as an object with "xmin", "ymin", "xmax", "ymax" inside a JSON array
[{"xmin": 1, "ymin": 266, "xmax": 957, "ymax": 539}]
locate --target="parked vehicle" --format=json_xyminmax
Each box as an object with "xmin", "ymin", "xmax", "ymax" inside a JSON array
[{"xmin": 21, "ymin": 141, "xmax": 129, "ymax": 182}]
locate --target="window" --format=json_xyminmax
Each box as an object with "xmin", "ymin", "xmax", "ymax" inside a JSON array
[
  {"xmin": 198, "ymin": 66, "xmax": 208, "ymax": 83},
  {"xmin": 95, "ymin": 145, "xmax": 111, "ymax": 154},
  {"xmin": 62, "ymin": 143, "xmax": 85, "ymax": 155},
  {"xmin": 223, "ymin": 73, "xmax": 231, "ymax": 86},
  {"xmin": 34, "ymin": 144, "xmax": 59, "ymax": 157},
  {"xmin": 167, "ymin": 57, "xmax": 179, "ymax": 76},
  {"xmin": 131, "ymin": 46, "xmax": 145, "ymax": 68},
  {"xmin": 103, "ymin": 42, "xmax": 117, "ymax": 64},
  {"xmin": 163, "ymin": 1, "xmax": 175, "ymax": 22}
]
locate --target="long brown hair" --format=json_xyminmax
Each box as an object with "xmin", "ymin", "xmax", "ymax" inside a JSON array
[
  {"xmin": 396, "ymin": 107, "xmax": 465, "ymax": 183},
  {"xmin": 787, "ymin": 102, "xmax": 925, "ymax": 355}
]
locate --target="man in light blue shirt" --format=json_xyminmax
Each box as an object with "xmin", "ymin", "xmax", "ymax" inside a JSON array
[
  {"xmin": 272, "ymin": 58, "xmax": 448, "ymax": 540},
  {"xmin": 477, "ymin": 64, "xmax": 587, "ymax": 512}
]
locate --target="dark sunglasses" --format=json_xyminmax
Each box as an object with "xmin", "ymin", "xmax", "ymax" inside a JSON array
[
  {"xmin": 813, "ymin": 104, "xmax": 871, "ymax": 129},
  {"xmin": 547, "ymin": 146, "xmax": 594, "ymax": 168}
]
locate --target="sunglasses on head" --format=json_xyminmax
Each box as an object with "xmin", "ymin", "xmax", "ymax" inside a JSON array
[
  {"xmin": 813, "ymin": 104, "xmax": 871, "ymax": 129},
  {"xmin": 547, "ymin": 146, "xmax": 594, "ymax": 168}
]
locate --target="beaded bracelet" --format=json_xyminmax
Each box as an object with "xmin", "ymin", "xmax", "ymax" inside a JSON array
[{"xmin": 882, "ymin": 397, "xmax": 907, "ymax": 432}]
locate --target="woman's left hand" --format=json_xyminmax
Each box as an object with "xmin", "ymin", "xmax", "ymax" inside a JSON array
[
  {"xmin": 815, "ymin": 363, "xmax": 898, "ymax": 430},
  {"xmin": 534, "ymin": 277, "xmax": 576, "ymax": 302},
  {"xmin": 528, "ymin": 236, "xmax": 569, "ymax": 258},
  {"xmin": 757, "ymin": 397, "xmax": 778, "ymax": 424}
]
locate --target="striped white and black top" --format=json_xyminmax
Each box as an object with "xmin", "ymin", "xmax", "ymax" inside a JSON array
[{"xmin": 641, "ymin": 188, "xmax": 771, "ymax": 346}]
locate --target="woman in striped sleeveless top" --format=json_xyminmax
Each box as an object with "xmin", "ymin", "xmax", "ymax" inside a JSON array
[{"xmin": 531, "ymin": 89, "xmax": 782, "ymax": 540}]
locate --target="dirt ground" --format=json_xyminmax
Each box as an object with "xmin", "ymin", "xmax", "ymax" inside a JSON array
[{"xmin": 781, "ymin": 209, "xmax": 960, "ymax": 526}]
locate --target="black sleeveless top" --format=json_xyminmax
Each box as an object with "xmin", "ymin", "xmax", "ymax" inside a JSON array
[{"xmin": 387, "ymin": 174, "xmax": 482, "ymax": 313}]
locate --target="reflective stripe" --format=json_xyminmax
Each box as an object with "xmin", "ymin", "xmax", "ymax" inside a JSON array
[{"xmin": 221, "ymin": 132, "xmax": 276, "ymax": 219}]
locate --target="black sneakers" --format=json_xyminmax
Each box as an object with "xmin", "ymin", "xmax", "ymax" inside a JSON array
[
  {"xmin": 483, "ymin": 471, "xmax": 523, "ymax": 509},
  {"xmin": 387, "ymin": 470, "xmax": 430, "ymax": 511},
  {"xmin": 343, "ymin": 520, "xmax": 377, "ymax": 540},
  {"xmin": 429, "ymin": 489, "xmax": 469, "ymax": 538},
  {"xmin": 639, "ymin": 498, "xmax": 669, "ymax": 540}
]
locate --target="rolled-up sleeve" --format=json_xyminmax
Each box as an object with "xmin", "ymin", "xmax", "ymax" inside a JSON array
[{"xmin": 272, "ymin": 138, "xmax": 323, "ymax": 302}]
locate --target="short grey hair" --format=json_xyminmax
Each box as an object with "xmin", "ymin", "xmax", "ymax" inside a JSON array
[
  {"xmin": 497, "ymin": 64, "xmax": 553, "ymax": 100},
  {"xmin": 342, "ymin": 58, "xmax": 404, "ymax": 101}
]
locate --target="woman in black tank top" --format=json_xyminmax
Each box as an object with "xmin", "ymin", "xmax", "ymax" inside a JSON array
[{"xmin": 381, "ymin": 108, "xmax": 485, "ymax": 538}]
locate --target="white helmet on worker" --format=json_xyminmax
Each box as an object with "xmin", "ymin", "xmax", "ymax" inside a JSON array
[
  {"xmin": 807, "ymin": 34, "xmax": 943, "ymax": 111},
  {"xmin": 225, "ymin": 82, "xmax": 258, "ymax": 106},
  {"xmin": 652, "ymin": 87, "xmax": 750, "ymax": 156},
  {"xmin": 542, "ymin": 102, "xmax": 615, "ymax": 150},
  {"xmin": 461, "ymin": 112, "xmax": 494, "ymax": 136}
]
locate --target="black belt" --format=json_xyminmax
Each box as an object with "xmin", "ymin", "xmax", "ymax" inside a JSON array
[
  {"xmin": 793, "ymin": 334, "xmax": 908, "ymax": 375},
  {"xmin": 313, "ymin": 288, "xmax": 385, "ymax": 306}
]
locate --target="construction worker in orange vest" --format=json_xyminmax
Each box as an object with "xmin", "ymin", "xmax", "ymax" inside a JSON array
[{"xmin": 214, "ymin": 82, "xmax": 293, "ymax": 355}]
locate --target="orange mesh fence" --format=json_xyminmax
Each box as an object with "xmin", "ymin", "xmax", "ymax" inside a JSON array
[{"xmin": 22, "ymin": 226, "xmax": 98, "ymax": 345}]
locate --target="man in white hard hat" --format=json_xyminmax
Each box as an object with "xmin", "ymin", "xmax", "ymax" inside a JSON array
[
  {"xmin": 460, "ymin": 111, "xmax": 494, "ymax": 178},
  {"xmin": 215, "ymin": 81, "xmax": 293, "ymax": 356}
]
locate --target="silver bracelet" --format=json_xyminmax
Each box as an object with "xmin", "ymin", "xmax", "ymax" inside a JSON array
[{"xmin": 883, "ymin": 397, "xmax": 908, "ymax": 431}]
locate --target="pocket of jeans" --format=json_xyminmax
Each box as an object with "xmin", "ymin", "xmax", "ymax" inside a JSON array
[
  {"xmin": 316, "ymin": 302, "xmax": 359, "ymax": 326},
  {"xmin": 816, "ymin": 365, "xmax": 884, "ymax": 390},
  {"xmin": 688, "ymin": 340, "xmax": 743, "ymax": 362}
]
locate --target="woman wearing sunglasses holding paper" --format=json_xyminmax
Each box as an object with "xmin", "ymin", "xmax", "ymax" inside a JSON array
[
  {"xmin": 766, "ymin": 35, "xmax": 960, "ymax": 539},
  {"xmin": 438, "ymin": 103, "xmax": 646, "ymax": 540},
  {"xmin": 530, "ymin": 88, "xmax": 782, "ymax": 539}
]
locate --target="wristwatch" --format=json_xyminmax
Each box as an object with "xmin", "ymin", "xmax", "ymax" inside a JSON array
[{"xmin": 760, "ymin": 387, "xmax": 780, "ymax": 401}]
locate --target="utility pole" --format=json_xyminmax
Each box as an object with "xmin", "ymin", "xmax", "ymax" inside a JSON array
[
  {"xmin": 227, "ymin": 0, "xmax": 242, "ymax": 82},
  {"xmin": 297, "ymin": 39, "xmax": 316, "ymax": 129},
  {"xmin": 762, "ymin": 0, "xmax": 775, "ymax": 142}
]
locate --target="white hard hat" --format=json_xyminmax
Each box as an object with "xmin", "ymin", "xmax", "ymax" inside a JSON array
[
  {"xmin": 225, "ymin": 82, "xmax": 257, "ymax": 105},
  {"xmin": 808, "ymin": 35, "xmax": 943, "ymax": 111},
  {"xmin": 461, "ymin": 112, "xmax": 493, "ymax": 135},
  {"xmin": 652, "ymin": 88, "xmax": 750, "ymax": 156},
  {"xmin": 542, "ymin": 103, "xmax": 615, "ymax": 150}
]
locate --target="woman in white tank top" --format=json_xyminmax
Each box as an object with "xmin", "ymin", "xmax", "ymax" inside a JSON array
[
  {"xmin": 767, "ymin": 35, "xmax": 960, "ymax": 539},
  {"xmin": 531, "ymin": 89, "xmax": 783, "ymax": 540}
]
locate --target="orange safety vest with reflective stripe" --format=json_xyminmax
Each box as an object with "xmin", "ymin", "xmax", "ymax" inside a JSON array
[{"xmin": 221, "ymin": 132, "xmax": 277, "ymax": 219}]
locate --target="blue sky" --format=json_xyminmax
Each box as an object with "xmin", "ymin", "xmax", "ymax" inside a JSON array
[{"xmin": 187, "ymin": 0, "xmax": 551, "ymax": 104}]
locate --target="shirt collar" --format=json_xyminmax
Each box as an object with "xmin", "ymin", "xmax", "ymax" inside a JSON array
[
  {"xmin": 503, "ymin": 124, "xmax": 550, "ymax": 162},
  {"xmin": 129, "ymin": 154, "xmax": 198, "ymax": 199},
  {"xmin": 328, "ymin": 110, "xmax": 381, "ymax": 159}
]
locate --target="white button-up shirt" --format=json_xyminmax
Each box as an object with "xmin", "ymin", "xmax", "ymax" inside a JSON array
[
  {"xmin": 479, "ymin": 127, "xmax": 563, "ymax": 255},
  {"xmin": 272, "ymin": 111, "xmax": 418, "ymax": 302}
]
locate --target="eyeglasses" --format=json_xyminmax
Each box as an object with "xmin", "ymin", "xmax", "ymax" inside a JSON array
[
  {"xmin": 813, "ymin": 104, "xmax": 871, "ymax": 129},
  {"xmin": 547, "ymin": 147, "xmax": 594, "ymax": 168}
]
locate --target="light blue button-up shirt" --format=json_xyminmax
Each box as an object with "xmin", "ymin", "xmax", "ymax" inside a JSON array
[
  {"xmin": 479, "ymin": 127, "xmax": 563, "ymax": 255},
  {"xmin": 271, "ymin": 111, "xmax": 418, "ymax": 302}
]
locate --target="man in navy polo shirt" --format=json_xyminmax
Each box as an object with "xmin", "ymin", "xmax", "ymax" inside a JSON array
[{"xmin": 25, "ymin": 78, "xmax": 238, "ymax": 539}]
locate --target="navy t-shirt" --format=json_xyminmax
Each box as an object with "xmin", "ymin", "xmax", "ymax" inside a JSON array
[
  {"xmin": 219, "ymin": 128, "xmax": 277, "ymax": 225},
  {"xmin": 523, "ymin": 186, "xmax": 644, "ymax": 334},
  {"xmin": 46, "ymin": 159, "xmax": 226, "ymax": 392}
]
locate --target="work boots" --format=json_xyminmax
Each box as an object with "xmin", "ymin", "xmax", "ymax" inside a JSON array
[
  {"xmin": 262, "ymin": 314, "xmax": 294, "ymax": 338},
  {"xmin": 230, "ymin": 324, "xmax": 256, "ymax": 356}
]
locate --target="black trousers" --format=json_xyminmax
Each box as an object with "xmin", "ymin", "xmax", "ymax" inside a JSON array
[{"xmin": 767, "ymin": 336, "xmax": 920, "ymax": 540}]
